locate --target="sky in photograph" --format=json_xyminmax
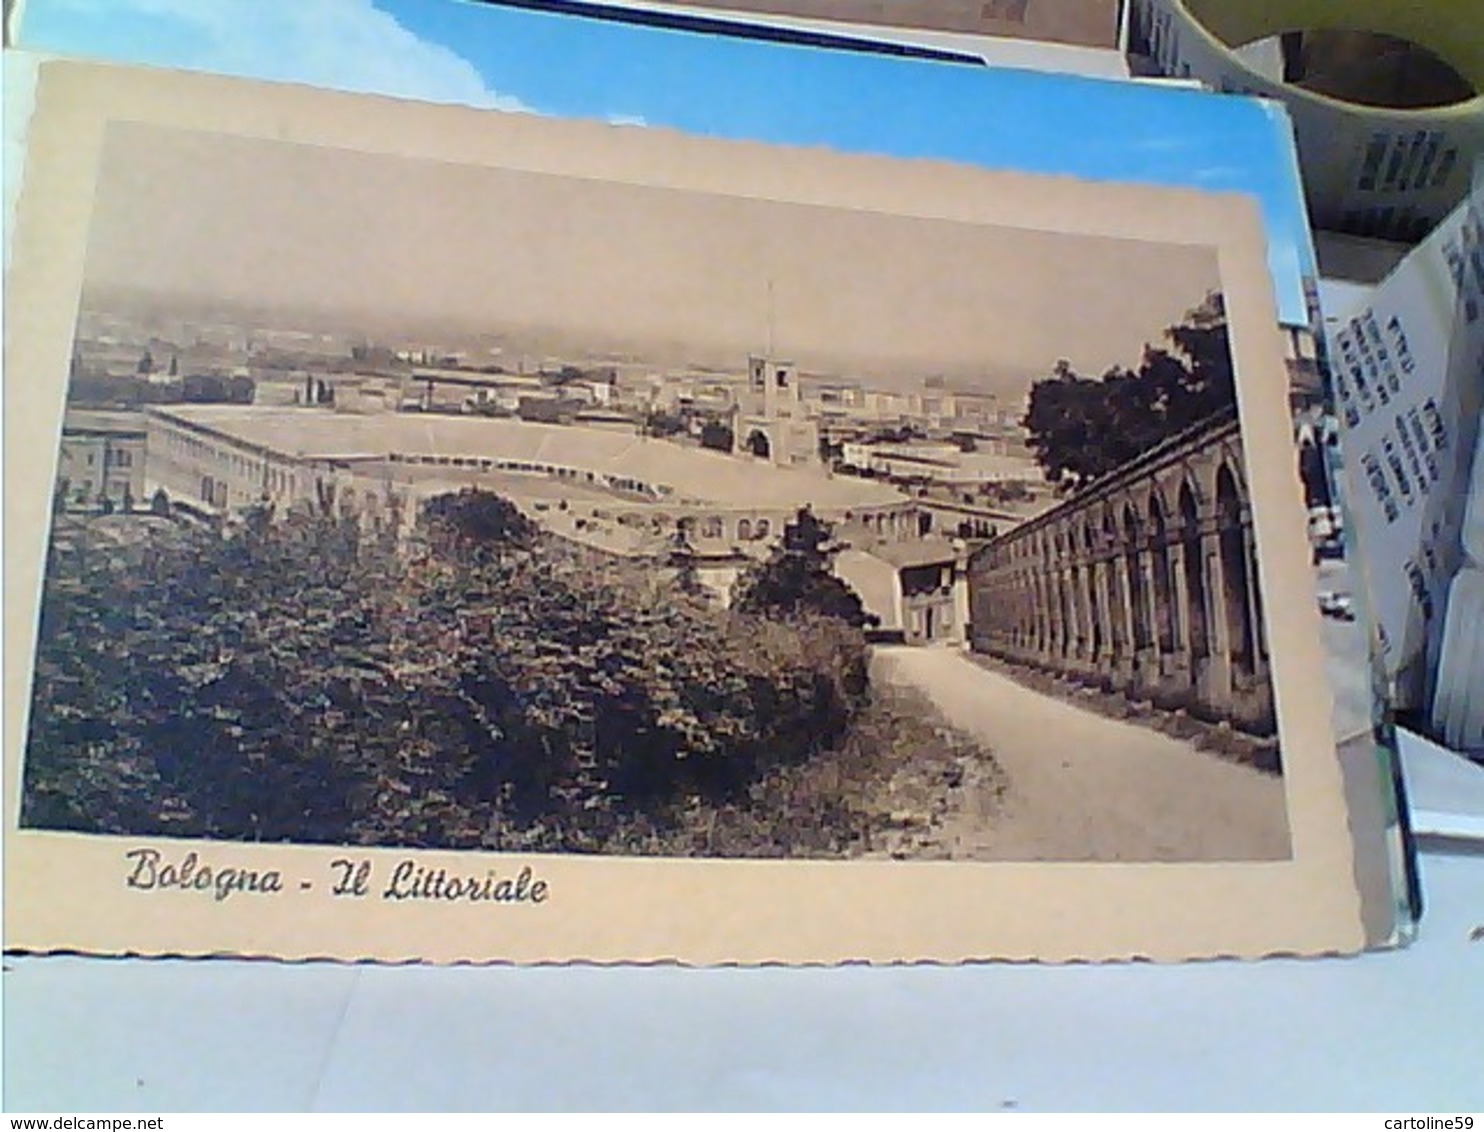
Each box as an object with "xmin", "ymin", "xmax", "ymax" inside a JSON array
[
  {"xmin": 16, "ymin": 0, "xmax": 1316, "ymax": 325},
  {"xmin": 83, "ymin": 121, "xmax": 1220, "ymax": 388}
]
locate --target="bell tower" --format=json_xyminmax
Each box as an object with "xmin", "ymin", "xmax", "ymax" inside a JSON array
[{"xmin": 732, "ymin": 280, "xmax": 817, "ymax": 467}]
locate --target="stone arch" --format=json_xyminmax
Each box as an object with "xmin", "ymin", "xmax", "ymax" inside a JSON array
[
  {"xmin": 1124, "ymin": 501, "xmax": 1152, "ymax": 653},
  {"xmin": 746, "ymin": 430, "xmax": 771, "ymax": 459},
  {"xmin": 1177, "ymin": 463, "xmax": 1206, "ymax": 512},
  {"xmin": 1219, "ymin": 442, "xmax": 1249, "ymax": 500},
  {"xmin": 1102, "ymin": 506, "xmax": 1125, "ymax": 663},
  {"xmin": 1148, "ymin": 488, "xmax": 1177, "ymax": 655}
]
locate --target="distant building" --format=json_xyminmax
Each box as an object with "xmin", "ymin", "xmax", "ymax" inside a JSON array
[
  {"xmin": 140, "ymin": 405, "xmax": 917, "ymax": 563},
  {"xmin": 839, "ymin": 440, "xmax": 1041, "ymax": 486},
  {"xmin": 835, "ymin": 539, "xmax": 969, "ymax": 645},
  {"xmin": 731, "ymin": 354, "xmax": 821, "ymax": 468},
  {"xmin": 55, "ymin": 409, "xmax": 148, "ymax": 511}
]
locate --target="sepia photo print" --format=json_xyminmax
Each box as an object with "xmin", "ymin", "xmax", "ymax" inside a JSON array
[
  {"xmin": 4, "ymin": 62, "xmax": 1383, "ymax": 964},
  {"xmin": 18, "ymin": 113, "xmax": 1301, "ymax": 865}
]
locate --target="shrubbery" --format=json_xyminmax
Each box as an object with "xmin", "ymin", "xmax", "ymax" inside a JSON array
[{"xmin": 21, "ymin": 492, "xmax": 873, "ymax": 851}]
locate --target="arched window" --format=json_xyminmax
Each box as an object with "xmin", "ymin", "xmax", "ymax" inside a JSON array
[
  {"xmin": 1180, "ymin": 480, "xmax": 1210, "ymax": 669},
  {"xmin": 1149, "ymin": 490, "xmax": 1176, "ymax": 655},
  {"xmin": 702, "ymin": 515, "xmax": 723, "ymax": 539},
  {"xmin": 755, "ymin": 518, "xmax": 771, "ymax": 540},
  {"xmin": 737, "ymin": 518, "xmax": 753, "ymax": 541}
]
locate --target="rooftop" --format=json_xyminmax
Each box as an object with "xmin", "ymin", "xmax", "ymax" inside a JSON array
[
  {"xmin": 833, "ymin": 549, "xmax": 902, "ymax": 632},
  {"xmin": 856, "ymin": 538, "xmax": 962, "ymax": 569},
  {"xmin": 63, "ymin": 409, "xmax": 149, "ymax": 435},
  {"xmin": 154, "ymin": 405, "xmax": 906, "ymax": 510}
]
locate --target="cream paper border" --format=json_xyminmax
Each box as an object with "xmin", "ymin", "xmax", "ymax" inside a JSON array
[{"xmin": 4, "ymin": 60, "xmax": 1371, "ymax": 964}]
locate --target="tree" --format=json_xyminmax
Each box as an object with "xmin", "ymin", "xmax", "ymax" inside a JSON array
[
  {"xmin": 182, "ymin": 374, "xmax": 229, "ymax": 403},
  {"xmin": 666, "ymin": 521, "xmax": 705, "ymax": 598},
  {"xmin": 227, "ymin": 375, "xmax": 256, "ymax": 404},
  {"xmin": 644, "ymin": 410, "xmax": 686, "ymax": 438},
  {"xmin": 699, "ymin": 420, "xmax": 734, "ymax": 452},
  {"xmin": 420, "ymin": 489, "xmax": 538, "ymax": 558},
  {"xmin": 21, "ymin": 491, "xmax": 878, "ymax": 849},
  {"xmin": 732, "ymin": 508, "xmax": 873, "ymax": 628},
  {"xmin": 1023, "ymin": 290, "xmax": 1233, "ymax": 492}
]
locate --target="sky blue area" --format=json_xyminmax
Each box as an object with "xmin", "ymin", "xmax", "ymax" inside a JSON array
[{"xmin": 18, "ymin": 0, "xmax": 1317, "ymax": 325}]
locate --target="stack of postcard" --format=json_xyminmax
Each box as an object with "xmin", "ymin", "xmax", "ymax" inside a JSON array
[
  {"xmin": 2, "ymin": 3, "xmax": 1416, "ymax": 964},
  {"xmin": 620, "ymin": 0, "xmax": 1121, "ymax": 47}
]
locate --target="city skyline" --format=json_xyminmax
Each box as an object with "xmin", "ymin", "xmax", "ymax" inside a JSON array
[{"xmin": 83, "ymin": 122, "xmax": 1222, "ymax": 394}]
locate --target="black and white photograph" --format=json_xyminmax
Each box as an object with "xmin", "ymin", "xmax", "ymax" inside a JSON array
[
  {"xmin": 13, "ymin": 109, "xmax": 1308, "ymax": 869},
  {"xmin": 9, "ymin": 58, "xmax": 1402, "ymax": 969}
]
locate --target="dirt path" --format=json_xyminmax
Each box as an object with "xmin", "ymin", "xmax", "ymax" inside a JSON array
[{"xmin": 871, "ymin": 646, "xmax": 1291, "ymax": 861}]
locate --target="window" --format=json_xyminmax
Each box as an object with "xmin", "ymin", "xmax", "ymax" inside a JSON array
[
  {"xmin": 755, "ymin": 518, "xmax": 771, "ymax": 540},
  {"xmin": 702, "ymin": 516, "xmax": 723, "ymax": 539}
]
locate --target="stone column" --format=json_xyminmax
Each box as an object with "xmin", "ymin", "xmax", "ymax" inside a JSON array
[
  {"xmin": 1112, "ymin": 552, "xmax": 1135, "ymax": 690},
  {"xmin": 1202, "ymin": 522, "xmax": 1233, "ymax": 721},
  {"xmin": 1043, "ymin": 549, "xmax": 1059, "ymax": 663}
]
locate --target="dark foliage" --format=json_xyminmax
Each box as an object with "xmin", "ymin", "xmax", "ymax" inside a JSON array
[
  {"xmin": 419, "ymin": 489, "xmax": 538, "ymax": 556},
  {"xmin": 698, "ymin": 419, "xmax": 734, "ymax": 452},
  {"xmin": 21, "ymin": 492, "xmax": 874, "ymax": 851},
  {"xmin": 1023, "ymin": 292, "xmax": 1232, "ymax": 492},
  {"xmin": 732, "ymin": 508, "xmax": 875, "ymax": 629},
  {"xmin": 643, "ymin": 410, "xmax": 687, "ymax": 438}
]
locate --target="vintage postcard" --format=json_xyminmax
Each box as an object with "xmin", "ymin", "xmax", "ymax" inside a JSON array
[{"xmin": 4, "ymin": 60, "xmax": 1405, "ymax": 964}]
